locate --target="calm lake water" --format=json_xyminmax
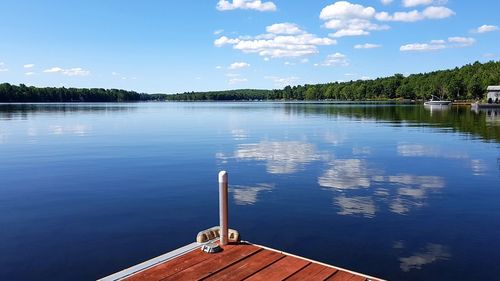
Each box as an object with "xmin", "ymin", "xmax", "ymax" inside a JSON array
[{"xmin": 1, "ymin": 102, "xmax": 500, "ymax": 281}]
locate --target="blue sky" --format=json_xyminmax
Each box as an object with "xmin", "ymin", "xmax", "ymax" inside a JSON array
[{"xmin": 0, "ymin": 0, "xmax": 498, "ymax": 93}]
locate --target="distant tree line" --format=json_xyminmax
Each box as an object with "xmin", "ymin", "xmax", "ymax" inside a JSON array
[
  {"xmin": 0, "ymin": 83, "xmax": 155, "ymax": 102},
  {"xmin": 167, "ymin": 60, "xmax": 500, "ymax": 101},
  {"xmin": 165, "ymin": 89, "xmax": 273, "ymax": 101},
  {"xmin": 1, "ymin": 61, "xmax": 499, "ymax": 102}
]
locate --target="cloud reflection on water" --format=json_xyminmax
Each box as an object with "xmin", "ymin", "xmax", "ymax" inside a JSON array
[
  {"xmin": 218, "ymin": 135, "xmax": 483, "ymax": 218},
  {"xmin": 399, "ymin": 243, "xmax": 450, "ymax": 272},
  {"xmin": 352, "ymin": 146, "xmax": 372, "ymax": 156},
  {"xmin": 397, "ymin": 143, "xmax": 468, "ymax": 159},
  {"xmin": 230, "ymin": 183, "xmax": 274, "ymax": 205},
  {"xmin": 389, "ymin": 198, "xmax": 418, "ymax": 215},
  {"xmin": 233, "ymin": 141, "xmax": 322, "ymax": 174},
  {"xmin": 384, "ymin": 175, "xmax": 444, "ymax": 215},
  {"xmin": 49, "ymin": 124, "xmax": 91, "ymax": 136},
  {"xmin": 319, "ymin": 157, "xmax": 445, "ymax": 217},
  {"xmin": 470, "ymin": 159, "xmax": 487, "ymax": 176},
  {"xmin": 324, "ymin": 131, "xmax": 347, "ymax": 146},
  {"xmin": 319, "ymin": 159, "xmax": 372, "ymax": 190},
  {"xmin": 335, "ymin": 196, "xmax": 376, "ymax": 218},
  {"xmin": 230, "ymin": 129, "xmax": 248, "ymax": 140}
]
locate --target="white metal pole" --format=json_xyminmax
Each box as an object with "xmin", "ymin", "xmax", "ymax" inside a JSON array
[{"xmin": 218, "ymin": 171, "xmax": 229, "ymax": 246}]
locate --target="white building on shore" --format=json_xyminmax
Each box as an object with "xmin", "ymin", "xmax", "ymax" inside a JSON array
[{"xmin": 487, "ymin": 86, "xmax": 500, "ymax": 103}]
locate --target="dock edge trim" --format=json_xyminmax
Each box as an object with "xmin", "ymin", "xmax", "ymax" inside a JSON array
[{"xmin": 97, "ymin": 241, "xmax": 203, "ymax": 281}]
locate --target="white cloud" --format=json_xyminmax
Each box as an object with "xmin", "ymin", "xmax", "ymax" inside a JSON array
[
  {"xmin": 213, "ymin": 29, "xmax": 224, "ymax": 35},
  {"xmin": 214, "ymin": 23, "xmax": 335, "ymax": 58},
  {"xmin": 400, "ymin": 43, "xmax": 446, "ymax": 52},
  {"xmin": 265, "ymin": 75, "xmax": 300, "ymax": 87},
  {"xmin": 402, "ymin": 0, "xmax": 433, "ymax": 7},
  {"xmin": 403, "ymin": 0, "xmax": 448, "ymax": 7},
  {"xmin": 376, "ymin": 6, "xmax": 454, "ymax": 22},
  {"xmin": 216, "ymin": 0, "xmax": 276, "ymax": 12},
  {"xmin": 354, "ymin": 43, "xmax": 381, "ymax": 49},
  {"xmin": 319, "ymin": 1, "xmax": 453, "ymax": 37},
  {"xmin": 422, "ymin": 6, "xmax": 454, "ymax": 19},
  {"xmin": 63, "ymin": 68, "xmax": 90, "ymax": 76},
  {"xmin": 43, "ymin": 66, "xmax": 90, "ymax": 76},
  {"xmin": 381, "ymin": 0, "xmax": 394, "ymax": 5},
  {"xmin": 448, "ymin": 36, "xmax": 475, "ymax": 46},
  {"xmin": 214, "ymin": 36, "xmax": 241, "ymax": 47},
  {"xmin": 376, "ymin": 10, "xmax": 423, "ymax": 22},
  {"xmin": 25, "ymin": 72, "xmax": 35, "ymax": 76},
  {"xmin": 400, "ymin": 37, "xmax": 475, "ymax": 52},
  {"xmin": 215, "ymin": 65, "xmax": 223, "ymax": 69},
  {"xmin": 320, "ymin": 1, "xmax": 389, "ymax": 38},
  {"xmin": 228, "ymin": 77, "xmax": 248, "ymax": 84},
  {"xmin": 23, "ymin": 64, "xmax": 35, "ymax": 69},
  {"xmin": 266, "ymin": 23, "xmax": 304, "ymax": 35},
  {"xmin": 0, "ymin": 62, "xmax": 8, "ymax": 72},
  {"xmin": 228, "ymin": 62, "xmax": 250, "ymax": 70},
  {"xmin": 316, "ymin": 53, "xmax": 349, "ymax": 67},
  {"xmin": 472, "ymin": 24, "xmax": 499, "ymax": 33},
  {"xmin": 320, "ymin": 1, "xmax": 376, "ymax": 19},
  {"xmin": 43, "ymin": 67, "xmax": 64, "ymax": 73},
  {"xmin": 430, "ymin": 39, "xmax": 446, "ymax": 44}
]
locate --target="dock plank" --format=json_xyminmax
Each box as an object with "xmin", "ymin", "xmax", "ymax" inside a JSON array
[
  {"xmin": 285, "ymin": 263, "xmax": 338, "ymax": 280},
  {"xmin": 161, "ymin": 243, "xmax": 261, "ymax": 281},
  {"xmin": 203, "ymin": 249, "xmax": 285, "ymax": 280},
  {"xmin": 326, "ymin": 270, "xmax": 361, "ymax": 281},
  {"xmin": 244, "ymin": 255, "xmax": 310, "ymax": 280}
]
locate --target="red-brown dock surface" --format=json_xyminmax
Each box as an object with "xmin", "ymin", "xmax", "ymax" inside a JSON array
[{"xmin": 101, "ymin": 242, "xmax": 384, "ymax": 281}]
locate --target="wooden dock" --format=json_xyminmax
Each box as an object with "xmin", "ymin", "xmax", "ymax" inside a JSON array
[{"xmin": 100, "ymin": 241, "xmax": 384, "ymax": 281}]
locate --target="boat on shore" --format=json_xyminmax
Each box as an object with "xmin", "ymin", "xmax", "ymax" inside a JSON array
[{"xmin": 424, "ymin": 95, "xmax": 452, "ymax": 106}]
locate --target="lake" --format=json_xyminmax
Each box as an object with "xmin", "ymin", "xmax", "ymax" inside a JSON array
[{"xmin": 1, "ymin": 102, "xmax": 499, "ymax": 281}]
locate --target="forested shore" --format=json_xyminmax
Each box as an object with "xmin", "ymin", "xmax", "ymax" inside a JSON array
[
  {"xmin": 1, "ymin": 61, "xmax": 498, "ymax": 102},
  {"xmin": 168, "ymin": 61, "xmax": 500, "ymax": 101},
  {"xmin": 0, "ymin": 84, "xmax": 157, "ymax": 102}
]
